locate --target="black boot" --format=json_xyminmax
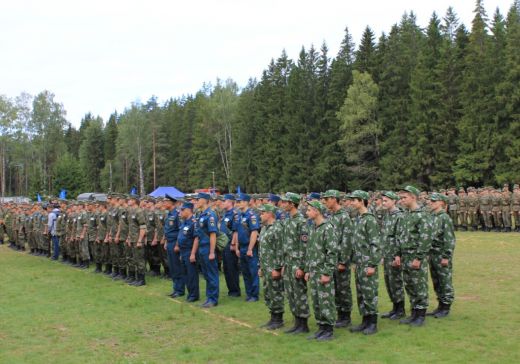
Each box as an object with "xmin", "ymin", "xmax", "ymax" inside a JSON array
[
  {"xmin": 284, "ymin": 316, "xmax": 300, "ymax": 334},
  {"xmin": 307, "ymin": 324, "xmax": 325, "ymax": 340},
  {"xmin": 381, "ymin": 303, "xmax": 397, "ymax": 319},
  {"xmin": 349, "ymin": 315, "xmax": 368, "ymax": 333},
  {"xmin": 389, "ymin": 301, "xmax": 405, "ymax": 320},
  {"xmin": 434, "ymin": 303, "xmax": 451, "ymax": 318},
  {"xmin": 293, "ymin": 317, "xmax": 309, "ymax": 334},
  {"xmin": 426, "ymin": 302, "xmax": 441, "ymax": 317},
  {"xmin": 335, "ymin": 311, "xmax": 351, "ymax": 328},
  {"xmin": 94, "ymin": 263, "xmax": 103, "ymax": 273},
  {"xmin": 267, "ymin": 312, "xmax": 284, "ymax": 330},
  {"xmin": 126, "ymin": 271, "xmax": 136, "ymax": 284},
  {"xmin": 409, "ymin": 309, "xmax": 426, "ymax": 327},
  {"xmin": 115, "ymin": 268, "xmax": 126, "ymax": 281},
  {"xmin": 363, "ymin": 315, "xmax": 378, "ymax": 335},
  {"xmin": 133, "ymin": 273, "xmax": 146, "ymax": 287},
  {"xmin": 316, "ymin": 324, "xmax": 334, "ymax": 341},
  {"xmin": 82, "ymin": 260, "xmax": 90, "ymax": 269},
  {"xmin": 104, "ymin": 264, "xmax": 112, "ymax": 275},
  {"xmin": 400, "ymin": 309, "xmax": 417, "ymax": 324},
  {"xmin": 261, "ymin": 312, "xmax": 275, "ymax": 328},
  {"xmin": 111, "ymin": 267, "xmax": 119, "ymax": 278}
]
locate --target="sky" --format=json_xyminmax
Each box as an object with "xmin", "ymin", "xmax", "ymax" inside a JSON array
[{"xmin": 0, "ymin": 0, "xmax": 514, "ymax": 127}]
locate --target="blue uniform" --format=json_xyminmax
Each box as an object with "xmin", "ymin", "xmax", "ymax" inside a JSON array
[
  {"xmin": 195, "ymin": 207, "xmax": 220, "ymax": 305},
  {"xmin": 178, "ymin": 216, "xmax": 199, "ymax": 301},
  {"xmin": 221, "ymin": 208, "xmax": 241, "ymax": 297},
  {"xmin": 233, "ymin": 208, "xmax": 261, "ymax": 301},
  {"xmin": 164, "ymin": 208, "xmax": 185, "ymax": 296}
]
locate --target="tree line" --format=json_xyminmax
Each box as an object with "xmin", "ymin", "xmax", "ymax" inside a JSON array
[{"xmin": 0, "ymin": 0, "xmax": 519, "ymax": 199}]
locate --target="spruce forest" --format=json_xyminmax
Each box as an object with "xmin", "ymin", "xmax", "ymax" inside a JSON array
[{"xmin": 0, "ymin": 0, "xmax": 519, "ymax": 198}]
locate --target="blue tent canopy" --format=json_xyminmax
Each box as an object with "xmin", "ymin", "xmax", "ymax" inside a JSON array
[{"xmin": 148, "ymin": 186, "xmax": 185, "ymax": 198}]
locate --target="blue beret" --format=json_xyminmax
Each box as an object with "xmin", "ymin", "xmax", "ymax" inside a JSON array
[
  {"xmin": 308, "ymin": 192, "xmax": 321, "ymax": 200},
  {"xmin": 223, "ymin": 194, "xmax": 235, "ymax": 201},
  {"xmin": 181, "ymin": 202, "xmax": 194, "ymax": 210},
  {"xmin": 268, "ymin": 193, "xmax": 281, "ymax": 203},
  {"xmin": 236, "ymin": 193, "xmax": 251, "ymax": 202},
  {"xmin": 196, "ymin": 192, "xmax": 211, "ymax": 200}
]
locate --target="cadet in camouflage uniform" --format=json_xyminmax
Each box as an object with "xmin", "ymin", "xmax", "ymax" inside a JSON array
[
  {"xmin": 398, "ymin": 186, "xmax": 432, "ymax": 327},
  {"xmin": 501, "ymin": 189, "xmax": 512, "ymax": 232},
  {"xmin": 427, "ymin": 193, "xmax": 456, "ymax": 318},
  {"xmin": 322, "ymin": 189, "xmax": 353, "ymax": 329},
  {"xmin": 116, "ymin": 197, "xmax": 130, "ymax": 281},
  {"xmin": 56, "ymin": 202, "xmax": 67, "ymax": 261},
  {"xmin": 96, "ymin": 202, "xmax": 109, "ymax": 273},
  {"xmin": 447, "ymin": 188, "xmax": 458, "ymax": 230},
  {"xmin": 512, "ymin": 184, "xmax": 520, "ymax": 232},
  {"xmin": 281, "ymin": 192, "xmax": 310, "ymax": 334},
  {"xmin": 457, "ymin": 188, "xmax": 467, "ymax": 231},
  {"xmin": 107, "ymin": 194, "xmax": 121, "ymax": 278},
  {"xmin": 466, "ymin": 187, "xmax": 479, "ymax": 231},
  {"xmin": 304, "ymin": 200, "xmax": 338, "ymax": 341},
  {"xmin": 479, "ymin": 188, "xmax": 493, "ymax": 231},
  {"xmin": 380, "ymin": 191, "xmax": 406, "ymax": 320},
  {"xmin": 348, "ymin": 190, "xmax": 381, "ymax": 335},
  {"xmin": 491, "ymin": 190, "xmax": 503, "ymax": 232},
  {"xmin": 144, "ymin": 198, "xmax": 160, "ymax": 276},
  {"xmin": 258, "ymin": 204, "xmax": 285, "ymax": 330},
  {"xmin": 77, "ymin": 202, "xmax": 90, "ymax": 268},
  {"xmin": 84, "ymin": 202, "xmax": 99, "ymax": 272},
  {"xmin": 26, "ymin": 206, "xmax": 36, "ymax": 254},
  {"xmin": 154, "ymin": 199, "xmax": 169, "ymax": 279},
  {"xmin": 67, "ymin": 205, "xmax": 78, "ymax": 265},
  {"xmin": 126, "ymin": 195, "xmax": 147, "ymax": 286},
  {"xmin": 41, "ymin": 207, "xmax": 50, "ymax": 257}
]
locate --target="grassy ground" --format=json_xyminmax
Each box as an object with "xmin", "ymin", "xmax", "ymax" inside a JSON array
[{"xmin": 1, "ymin": 232, "xmax": 519, "ymax": 363}]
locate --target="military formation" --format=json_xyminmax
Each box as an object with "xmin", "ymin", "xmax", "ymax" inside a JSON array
[{"xmin": 1, "ymin": 183, "xmax": 519, "ymax": 341}]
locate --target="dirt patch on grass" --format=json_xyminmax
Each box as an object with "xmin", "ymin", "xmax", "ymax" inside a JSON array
[{"xmin": 458, "ymin": 295, "xmax": 480, "ymax": 301}]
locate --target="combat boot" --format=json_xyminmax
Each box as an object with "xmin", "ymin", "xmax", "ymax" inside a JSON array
[
  {"xmin": 400, "ymin": 309, "xmax": 417, "ymax": 324},
  {"xmin": 94, "ymin": 263, "xmax": 103, "ymax": 273},
  {"xmin": 132, "ymin": 273, "xmax": 146, "ymax": 287},
  {"xmin": 267, "ymin": 312, "xmax": 284, "ymax": 330},
  {"xmin": 335, "ymin": 311, "xmax": 351, "ymax": 328},
  {"xmin": 363, "ymin": 315, "xmax": 378, "ymax": 335},
  {"xmin": 389, "ymin": 301, "xmax": 405, "ymax": 320},
  {"xmin": 111, "ymin": 267, "xmax": 119, "ymax": 278},
  {"xmin": 284, "ymin": 316, "xmax": 299, "ymax": 333},
  {"xmin": 104, "ymin": 264, "xmax": 112, "ymax": 275},
  {"xmin": 409, "ymin": 309, "xmax": 426, "ymax": 327},
  {"xmin": 81, "ymin": 260, "xmax": 90, "ymax": 269},
  {"xmin": 293, "ymin": 317, "xmax": 310, "ymax": 334},
  {"xmin": 426, "ymin": 302, "xmax": 441, "ymax": 316},
  {"xmin": 381, "ymin": 303, "xmax": 397, "ymax": 319},
  {"xmin": 115, "ymin": 268, "xmax": 126, "ymax": 281},
  {"xmin": 434, "ymin": 303, "xmax": 451, "ymax": 318},
  {"xmin": 261, "ymin": 312, "xmax": 275, "ymax": 328},
  {"xmin": 349, "ymin": 315, "xmax": 368, "ymax": 333},
  {"xmin": 307, "ymin": 324, "xmax": 325, "ymax": 340},
  {"xmin": 316, "ymin": 325, "xmax": 334, "ymax": 341},
  {"xmin": 126, "ymin": 271, "xmax": 136, "ymax": 284}
]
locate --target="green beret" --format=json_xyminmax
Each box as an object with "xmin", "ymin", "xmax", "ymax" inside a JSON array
[
  {"xmin": 350, "ymin": 190, "xmax": 369, "ymax": 200},
  {"xmin": 322, "ymin": 189, "xmax": 341, "ymax": 199},
  {"xmin": 381, "ymin": 191, "xmax": 399, "ymax": 201},
  {"xmin": 400, "ymin": 185, "xmax": 420, "ymax": 197},
  {"xmin": 307, "ymin": 200, "xmax": 326, "ymax": 213}
]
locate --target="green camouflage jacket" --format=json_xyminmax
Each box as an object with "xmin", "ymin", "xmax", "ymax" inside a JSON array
[{"xmin": 304, "ymin": 220, "xmax": 338, "ymax": 276}]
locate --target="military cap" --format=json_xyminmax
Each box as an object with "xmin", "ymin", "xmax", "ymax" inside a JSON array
[
  {"xmin": 164, "ymin": 193, "xmax": 181, "ymax": 203},
  {"xmin": 217, "ymin": 195, "xmax": 224, "ymax": 201},
  {"xmin": 251, "ymin": 194, "xmax": 259, "ymax": 200},
  {"xmin": 196, "ymin": 192, "xmax": 211, "ymax": 200},
  {"xmin": 223, "ymin": 193, "xmax": 235, "ymax": 201},
  {"xmin": 514, "ymin": 184, "xmax": 519, "ymax": 190},
  {"xmin": 307, "ymin": 200, "xmax": 326, "ymax": 213},
  {"xmin": 184, "ymin": 193, "xmax": 196, "ymax": 200},
  {"xmin": 180, "ymin": 202, "xmax": 194, "ymax": 210},
  {"xmin": 381, "ymin": 191, "xmax": 399, "ymax": 201},
  {"xmin": 322, "ymin": 189, "xmax": 341, "ymax": 199},
  {"xmin": 258, "ymin": 203, "xmax": 277, "ymax": 213},
  {"xmin": 281, "ymin": 192, "xmax": 301, "ymax": 205},
  {"xmin": 350, "ymin": 190, "xmax": 369, "ymax": 200},
  {"xmin": 235, "ymin": 193, "xmax": 251, "ymax": 202},
  {"xmin": 429, "ymin": 192, "xmax": 449, "ymax": 202},
  {"xmin": 400, "ymin": 185, "xmax": 420, "ymax": 197},
  {"xmin": 268, "ymin": 193, "xmax": 281, "ymax": 203},
  {"xmin": 343, "ymin": 193, "xmax": 353, "ymax": 200},
  {"xmin": 307, "ymin": 192, "xmax": 321, "ymax": 200}
]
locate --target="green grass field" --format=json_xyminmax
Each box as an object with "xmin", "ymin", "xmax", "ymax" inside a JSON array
[{"xmin": 1, "ymin": 232, "xmax": 519, "ymax": 363}]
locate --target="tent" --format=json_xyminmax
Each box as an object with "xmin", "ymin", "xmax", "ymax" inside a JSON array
[{"xmin": 148, "ymin": 186, "xmax": 185, "ymax": 198}]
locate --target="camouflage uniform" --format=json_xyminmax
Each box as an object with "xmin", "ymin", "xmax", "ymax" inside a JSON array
[
  {"xmin": 128, "ymin": 206, "xmax": 147, "ymax": 276},
  {"xmin": 501, "ymin": 193, "xmax": 512, "ymax": 232},
  {"xmin": 479, "ymin": 191, "xmax": 493, "ymax": 231},
  {"xmin": 155, "ymin": 208, "xmax": 169, "ymax": 276},
  {"xmin": 429, "ymin": 209, "xmax": 455, "ymax": 306},
  {"xmin": 259, "ymin": 220, "xmax": 285, "ymax": 314},
  {"xmin": 491, "ymin": 193, "xmax": 503, "ymax": 231},
  {"xmin": 77, "ymin": 208, "xmax": 90, "ymax": 263},
  {"xmin": 56, "ymin": 210, "xmax": 66, "ymax": 259},
  {"xmin": 87, "ymin": 210, "xmax": 99, "ymax": 264},
  {"xmin": 352, "ymin": 212, "xmax": 381, "ymax": 316},
  {"xmin": 305, "ymin": 220, "xmax": 338, "ymax": 326},
  {"xmin": 328, "ymin": 209, "xmax": 353, "ymax": 320},
  {"xmin": 145, "ymin": 208, "xmax": 160, "ymax": 273},
  {"xmin": 400, "ymin": 207, "xmax": 432, "ymax": 310},
  {"xmin": 97, "ymin": 210, "xmax": 108, "ymax": 266},
  {"xmin": 118, "ymin": 207, "xmax": 130, "ymax": 275},
  {"xmin": 381, "ymin": 208, "xmax": 405, "ymax": 306},
  {"xmin": 512, "ymin": 188, "xmax": 520, "ymax": 231},
  {"xmin": 457, "ymin": 191, "xmax": 467, "ymax": 230},
  {"xmin": 466, "ymin": 190, "xmax": 479, "ymax": 230},
  {"xmin": 447, "ymin": 193, "xmax": 459, "ymax": 228},
  {"xmin": 107, "ymin": 206, "xmax": 120, "ymax": 273},
  {"xmin": 282, "ymin": 211, "xmax": 310, "ymax": 319}
]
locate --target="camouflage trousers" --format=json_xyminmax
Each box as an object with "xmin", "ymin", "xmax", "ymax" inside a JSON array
[
  {"xmin": 115, "ymin": 242, "xmax": 127, "ymax": 270},
  {"xmin": 283, "ymin": 265, "xmax": 310, "ymax": 318},
  {"xmin": 354, "ymin": 264, "xmax": 379, "ymax": 316},
  {"xmin": 502, "ymin": 209, "xmax": 511, "ymax": 228},
  {"xmin": 28, "ymin": 232, "xmax": 36, "ymax": 250},
  {"xmin": 109, "ymin": 242, "xmax": 119, "ymax": 267},
  {"xmin": 402, "ymin": 252, "xmax": 429, "ymax": 310},
  {"xmin": 94, "ymin": 241, "xmax": 104, "ymax": 264},
  {"xmin": 383, "ymin": 255, "xmax": 405, "ymax": 304},
  {"xmin": 428, "ymin": 251, "xmax": 454, "ymax": 305},
  {"xmin": 69, "ymin": 239, "xmax": 78, "ymax": 260},
  {"xmin": 102, "ymin": 242, "xmax": 110, "ymax": 265},
  {"xmin": 123, "ymin": 243, "xmax": 133, "ymax": 271},
  {"xmin": 262, "ymin": 274, "xmax": 285, "ymax": 314},
  {"xmin": 448, "ymin": 210, "xmax": 458, "ymax": 226},
  {"xmin": 147, "ymin": 243, "xmax": 162, "ymax": 268},
  {"xmin": 334, "ymin": 265, "xmax": 353, "ymax": 314},
  {"xmin": 492, "ymin": 210, "xmax": 503, "ymax": 228},
  {"xmin": 59, "ymin": 235, "xmax": 67, "ymax": 256},
  {"xmin": 309, "ymin": 272, "xmax": 336, "ymax": 326},
  {"xmin": 513, "ymin": 210, "xmax": 520, "ymax": 229},
  {"xmin": 79, "ymin": 237, "xmax": 90, "ymax": 261},
  {"xmin": 467, "ymin": 210, "xmax": 479, "ymax": 227},
  {"xmin": 131, "ymin": 242, "xmax": 146, "ymax": 275},
  {"xmin": 17, "ymin": 233, "xmax": 26, "ymax": 249},
  {"xmin": 457, "ymin": 211, "xmax": 467, "ymax": 228},
  {"xmin": 481, "ymin": 210, "xmax": 493, "ymax": 228}
]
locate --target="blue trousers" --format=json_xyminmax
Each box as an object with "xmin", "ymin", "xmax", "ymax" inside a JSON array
[
  {"xmin": 180, "ymin": 249, "xmax": 200, "ymax": 301},
  {"xmin": 166, "ymin": 242, "xmax": 185, "ymax": 295},
  {"xmin": 223, "ymin": 243, "xmax": 241, "ymax": 296},
  {"xmin": 51, "ymin": 236, "xmax": 60, "ymax": 260},
  {"xmin": 240, "ymin": 247, "xmax": 259, "ymax": 300},
  {"xmin": 198, "ymin": 246, "xmax": 219, "ymax": 304}
]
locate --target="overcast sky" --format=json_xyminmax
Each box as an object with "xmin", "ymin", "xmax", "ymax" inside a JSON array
[{"xmin": 0, "ymin": 0, "xmax": 514, "ymax": 127}]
